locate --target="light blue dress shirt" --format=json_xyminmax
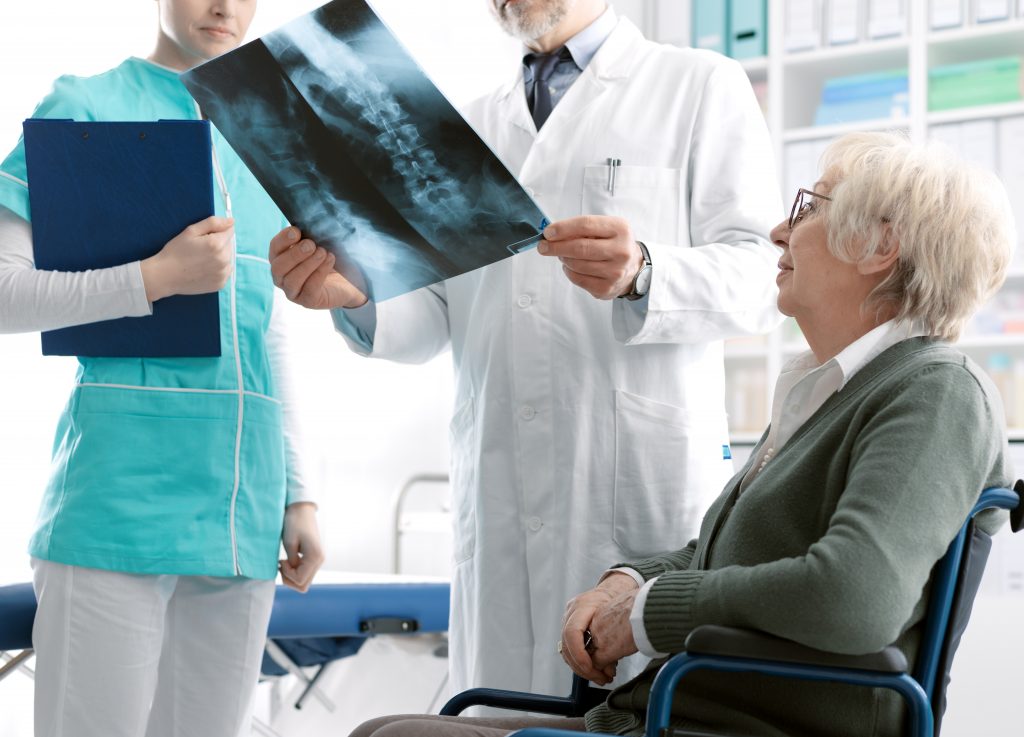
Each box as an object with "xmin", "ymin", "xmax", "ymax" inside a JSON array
[{"xmin": 522, "ymin": 6, "xmax": 619, "ymax": 112}]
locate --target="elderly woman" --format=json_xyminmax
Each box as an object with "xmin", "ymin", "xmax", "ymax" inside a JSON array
[{"xmin": 352, "ymin": 131, "xmax": 1015, "ymax": 737}]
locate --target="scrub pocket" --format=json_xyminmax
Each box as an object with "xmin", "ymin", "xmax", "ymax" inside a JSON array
[
  {"xmin": 581, "ymin": 165, "xmax": 682, "ymax": 244},
  {"xmin": 448, "ymin": 394, "xmax": 478, "ymax": 565},
  {"xmin": 613, "ymin": 389, "xmax": 730, "ymax": 559},
  {"xmin": 41, "ymin": 385, "xmax": 237, "ymax": 571}
]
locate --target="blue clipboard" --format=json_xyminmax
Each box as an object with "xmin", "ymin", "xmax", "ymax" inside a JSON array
[{"xmin": 23, "ymin": 119, "xmax": 220, "ymax": 357}]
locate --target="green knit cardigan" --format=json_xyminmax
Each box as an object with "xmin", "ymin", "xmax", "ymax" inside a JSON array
[{"xmin": 585, "ymin": 337, "xmax": 1012, "ymax": 737}]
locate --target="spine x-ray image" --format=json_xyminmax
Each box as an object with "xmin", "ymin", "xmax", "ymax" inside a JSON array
[{"xmin": 183, "ymin": 0, "xmax": 548, "ymax": 301}]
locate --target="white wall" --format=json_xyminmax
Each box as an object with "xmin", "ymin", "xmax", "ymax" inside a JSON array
[
  {"xmin": 0, "ymin": 5, "xmax": 517, "ymax": 732},
  {"xmin": 0, "ymin": 0, "xmax": 524, "ymax": 589}
]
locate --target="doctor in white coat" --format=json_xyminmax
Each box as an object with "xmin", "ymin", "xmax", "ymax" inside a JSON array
[{"xmin": 270, "ymin": 0, "xmax": 782, "ymax": 699}]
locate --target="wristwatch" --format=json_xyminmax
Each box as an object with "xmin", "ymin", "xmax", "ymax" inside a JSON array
[{"xmin": 619, "ymin": 241, "xmax": 652, "ymax": 301}]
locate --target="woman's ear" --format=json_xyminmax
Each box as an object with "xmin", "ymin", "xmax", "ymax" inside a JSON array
[{"xmin": 857, "ymin": 224, "xmax": 900, "ymax": 275}]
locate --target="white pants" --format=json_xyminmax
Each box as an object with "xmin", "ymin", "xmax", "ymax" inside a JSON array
[{"xmin": 31, "ymin": 559, "xmax": 276, "ymax": 737}]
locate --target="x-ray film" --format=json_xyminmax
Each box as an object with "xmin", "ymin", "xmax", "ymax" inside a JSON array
[{"xmin": 182, "ymin": 0, "xmax": 548, "ymax": 302}]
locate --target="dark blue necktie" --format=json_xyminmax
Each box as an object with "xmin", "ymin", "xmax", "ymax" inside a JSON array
[{"xmin": 525, "ymin": 48, "xmax": 570, "ymax": 130}]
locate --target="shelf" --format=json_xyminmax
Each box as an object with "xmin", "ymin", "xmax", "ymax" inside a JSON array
[
  {"xmin": 728, "ymin": 432, "xmax": 765, "ymax": 446},
  {"xmin": 740, "ymin": 56, "xmax": 768, "ymax": 80},
  {"xmin": 927, "ymin": 100, "xmax": 1024, "ymax": 126},
  {"xmin": 783, "ymin": 117, "xmax": 909, "ymax": 143},
  {"xmin": 928, "ymin": 19, "xmax": 1024, "ymax": 60},
  {"xmin": 709, "ymin": 5, "xmax": 1024, "ymax": 445},
  {"xmin": 783, "ymin": 36, "xmax": 908, "ymax": 69},
  {"xmin": 955, "ymin": 334, "xmax": 1024, "ymax": 349},
  {"xmin": 1010, "ymin": 429, "xmax": 1024, "ymax": 442}
]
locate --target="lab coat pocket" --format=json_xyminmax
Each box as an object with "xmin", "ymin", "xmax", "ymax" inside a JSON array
[
  {"xmin": 581, "ymin": 165, "xmax": 682, "ymax": 244},
  {"xmin": 613, "ymin": 389, "xmax": 729, "ymax": 559},
  {"xmin": 448, "ymin": 395, "xmax": 478, "ymax": 565}
]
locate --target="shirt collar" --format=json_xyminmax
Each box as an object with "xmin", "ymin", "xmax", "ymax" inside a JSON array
[
  {"xmin": 782, "ymin": 320, "xmax": 926, "ymax": 389},
  {"xmin": 521, "ymin": 5, "xmax": 617, "ymax": 71}
]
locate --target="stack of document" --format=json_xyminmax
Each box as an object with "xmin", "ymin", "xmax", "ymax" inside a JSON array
[
  {"xmin": 814, "ymin": 69, "xmax": 909, "ymax": 126},
  {"xmin": 928, "ymin": 57, "xmax": 1023, "ymax": 112}
]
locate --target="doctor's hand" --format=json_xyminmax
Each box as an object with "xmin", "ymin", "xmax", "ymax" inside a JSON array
[
  {"xmin": 559, "ymin": 571, "xmax": 639, "ymax": 685},
  {"xmin": 280, "ymin": 502, "xmax": 325, "ymax": 593},
  {"xmin": 140, "ymin": 216, "xmax": 235, "ymax": 302},
  {"xmin": 269, "ymin": 227, "xmax": 367, "ymax": 310},
  {"xmin": 537, "ymin": 216, "xmax": 644, "ymax": 300}
]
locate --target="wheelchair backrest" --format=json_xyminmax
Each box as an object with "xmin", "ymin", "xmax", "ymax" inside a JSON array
[
  {"xmin": 929, "ymin": 522, "xmax": 993, "ymax": 735},
  {"xmin": 912, "ymin": 485, "xmax": 1020, "ymax": 736}
]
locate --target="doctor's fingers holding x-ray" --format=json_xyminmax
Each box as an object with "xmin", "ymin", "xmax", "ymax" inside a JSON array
[
  {"xmin": 269, "ymin": 213, "xmax": 642, "ymax": 306},
  {"xmin": 269, "ymin": 226, "xmax": 365, "ymax": 309},
  {"xmin": 536, "ymin": 215, "xmax": 644, "ymax": 299}
]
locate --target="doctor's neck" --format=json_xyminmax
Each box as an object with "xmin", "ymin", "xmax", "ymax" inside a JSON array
[{"xmin": 520, "ymin": 0, "xmax": 607, "ymax": 54}]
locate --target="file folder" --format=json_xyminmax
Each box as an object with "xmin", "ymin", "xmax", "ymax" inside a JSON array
[
  {"xmin": 975, "ymin": 0, "xmax": 1011, "ymax": 22},
  {"xmin": 929, "ymin": 0, "xmax": 964, "ymax": 30},
  {"xmin": 784, "ymin": 0, "xmax": 822, "ymax": 52},
  {"xmin": 868, "ymin": 0, "xmax": 906, "ymax": 38},
  {"xmin": 23, "ymin": 119, "xmax": 220, "ymax": 357},
  {"xmin": 730, "ymin": 0, "xmax": 767, "ymax": 59},
  {"xmin": 826, "ymin": 0, "xmax": 861, "ymax": 45},
  {"xmin": 692, "ymin": 0, "xmax": 728, "ymax": 55}
]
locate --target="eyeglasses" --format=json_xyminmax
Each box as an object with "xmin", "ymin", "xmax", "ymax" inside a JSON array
[{"xmin": 788, "ymin": 187, "xmax": 832, "ymax": 230}]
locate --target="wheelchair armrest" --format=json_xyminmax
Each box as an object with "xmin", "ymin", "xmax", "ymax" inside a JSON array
[
  {"xmin": 683, "ymin": 625, "xmax": 908, "ymax": 673},
  {"xmin": 441, "ymin": 675, "xmax": 609, "ymax": 717},
  {"xmin": 440, "ymin": 687, "xmax": 578, "ymax": 717}
]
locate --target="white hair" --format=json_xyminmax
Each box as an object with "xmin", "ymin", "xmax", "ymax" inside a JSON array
[{"xmin": 819, "ymin": 131, "xmax": 1016, "ymax": 341}]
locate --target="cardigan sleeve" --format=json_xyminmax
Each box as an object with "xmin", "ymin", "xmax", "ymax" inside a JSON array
[
  {"xmin": 639, "ymin": 362, "xmax": 1009, "ymax": 656},
  {"xmin": 613, "ymin": 541, "xmax": 698, "ymax": 582}
]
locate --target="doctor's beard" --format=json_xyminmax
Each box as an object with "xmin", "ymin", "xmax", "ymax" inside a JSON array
[{"xmin": 492, "ymin": 0, "xmax": 571, "ymax": 42}]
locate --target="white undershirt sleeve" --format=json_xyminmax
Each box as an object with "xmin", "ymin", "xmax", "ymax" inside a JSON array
[
  {"xmin": 267, "ymin": 290, "xmax": 314, "ymax": 507},
  {"xmin": 0, "ymin": 206, "xmax": 151, "ymax": 333},
  {"xmin": 630, "ymin": 577, "xmax": 669, "ymax": 659}
]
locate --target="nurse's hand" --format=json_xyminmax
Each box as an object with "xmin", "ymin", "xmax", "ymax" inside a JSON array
[
  {"xmin": 559, "ymin": 572, "xmax": 638, "ymax": 685},
  {"xmin": 537, "ymin": 216, "xmax": 644, "ymax": 300},
  {"xmin": 269, "ymin": 227, "xmax": 367, "ymax": 309},
  {"xmin": 280, "ymin": 501, "xmax": 325, "ymax": 593},
  {"xmin": 140, "ymin": 216, "xmax": 235, "ymax": 302}
]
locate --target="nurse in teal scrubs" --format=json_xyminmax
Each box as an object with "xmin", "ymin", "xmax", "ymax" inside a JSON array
[{"xmin": 0, "ymin": 2, "xmax": 324, "ymax": 735}]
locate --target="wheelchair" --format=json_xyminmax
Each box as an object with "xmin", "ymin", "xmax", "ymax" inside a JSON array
[{"xmin": 442, "ymin": 483, "xmax": 1024, "ymax": 737}]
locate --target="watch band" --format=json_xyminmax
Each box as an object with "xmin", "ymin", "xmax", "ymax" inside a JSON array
[{"xmin": 620, "ymin": 241, "xmax": 652, "ymax": 300}]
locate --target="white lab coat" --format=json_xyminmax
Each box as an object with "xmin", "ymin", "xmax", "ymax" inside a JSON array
[{"xmin": 334, "ymin": 18, "xmax": 783, "ymax": 697}]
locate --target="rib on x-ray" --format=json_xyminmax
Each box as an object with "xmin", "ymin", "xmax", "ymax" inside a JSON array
[{"xmin": 183, "ymin": 0, "xmax": 548, "ymax": 301}]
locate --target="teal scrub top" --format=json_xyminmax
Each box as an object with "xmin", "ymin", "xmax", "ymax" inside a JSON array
[{"xmin": 0, "ymin": 58, "xmax": 291, "ymax": 579}]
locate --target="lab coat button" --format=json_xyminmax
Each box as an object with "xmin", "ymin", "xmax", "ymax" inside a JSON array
[
  {"xmin": 528, "ymin": 517, "xmax": 543, "ymax": 532},
  {"xmin": 519, "ymin": 405, "xmax": 536, "ymax": 421},
  {"xmin": 517, "ymin": 294, "xmax": 532, "ymax": 308}
]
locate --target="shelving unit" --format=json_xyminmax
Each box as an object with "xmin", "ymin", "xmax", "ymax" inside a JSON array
[
  {"xmin": 783, "ymin": 116, "xmax": 909, "ymax": 140},
  {"xmin": 648, "ymin": 1, "xmax": 1024, "ymax": 442},
  {"xmin": 927, "ymin": 99, "xmax": 1024, "ymax": 124}
]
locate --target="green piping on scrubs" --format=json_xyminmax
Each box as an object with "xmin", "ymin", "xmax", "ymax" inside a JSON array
[{"xmin": 0, "ymin": 58, "xmax": 289, "ymax": 579}]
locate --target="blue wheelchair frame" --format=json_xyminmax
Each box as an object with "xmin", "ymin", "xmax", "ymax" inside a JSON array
[{"xmin": 443, "ymin": 485, "xmax": 1024, "ymax": 737}]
